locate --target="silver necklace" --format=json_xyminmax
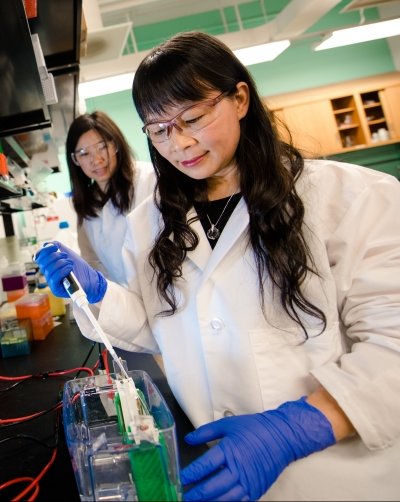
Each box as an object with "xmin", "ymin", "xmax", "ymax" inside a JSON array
[{"xmin": 206, "ymin": 192, "xmax": 236, "ymax": 240}]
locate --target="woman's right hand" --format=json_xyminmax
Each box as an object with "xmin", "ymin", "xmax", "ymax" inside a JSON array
[{"xmin": 35, "ymin": 241, "xmax": 107, "ymax": 303}]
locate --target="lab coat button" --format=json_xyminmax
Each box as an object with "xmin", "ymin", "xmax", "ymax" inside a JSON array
[
  {"xmin": 210, "ymin": 318, "xmax": 225, "ymax": 331},
  {"xmin": 223, "ymin": 410, "xmax": 235, "ymax": 417}
]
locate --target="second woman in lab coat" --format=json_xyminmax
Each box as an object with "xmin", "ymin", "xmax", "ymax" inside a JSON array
[{"xmin": 66, "ymin": 111, "xmax": 155, "ymax": 284}]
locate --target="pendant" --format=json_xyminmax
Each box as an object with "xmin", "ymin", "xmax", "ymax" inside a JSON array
[{"xmin": 207, "ymin": 225, "xmax": 220, "ymax": 240}]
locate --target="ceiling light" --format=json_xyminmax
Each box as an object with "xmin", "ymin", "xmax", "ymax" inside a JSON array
[
  {"xmin": 314, "ymin": 18, "xmax": 400, "ymax": 50},
  {"xmin": 79, "ymin": 73, "xmax": 135, "ymax": 99},
  {"xmin": 233, "ymin": 40, "xmax": 290, "ymax": 65}
]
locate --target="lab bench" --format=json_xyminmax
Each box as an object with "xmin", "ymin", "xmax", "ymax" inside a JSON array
[{"xmin": 0, "ymin": 311, "xmax": 206, "ymax": 501}]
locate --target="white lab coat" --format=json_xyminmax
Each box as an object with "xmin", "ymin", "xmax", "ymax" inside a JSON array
[
  {"xmin": 77, "ymin": 161, "xmax": 155, "ymax": 284},
  {"xmin": 75, "ymin": 159, "xmax": 400, "ymax": 501}
]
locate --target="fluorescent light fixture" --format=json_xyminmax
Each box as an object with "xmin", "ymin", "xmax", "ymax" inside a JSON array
[
  {"xmin": 234, "ymin": 40, "xmax": 290, "ymax": 65},
  {"xmin": 314, "ymin": 18, "xmax": 400, "ymax": 51},
  {"xmin": 79, "ymin": 72, "xmax": 135, "ymax": 99}
]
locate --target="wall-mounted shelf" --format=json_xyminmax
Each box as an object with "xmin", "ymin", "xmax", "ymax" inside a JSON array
[
  {"xmin": 266, "ymin": 72, "xmax": 400, "ymax": 157},
  {"xmin": 0, "ymin": 0, "xmax": 51, "ymax": 138},
  {"xmin": 0, "ymin": 179, "xmax": 23, "ymax": 200},
  {"xmin": 331, "ymin": 95, "xmax": 367, "ymax": 149},
  {"xmin": 0, "ymin": 0, "xmax": 82, "ymax": 236},
  {"xmin": 0, "ymin": 0, "xmax": 82, "ymax": 155}
]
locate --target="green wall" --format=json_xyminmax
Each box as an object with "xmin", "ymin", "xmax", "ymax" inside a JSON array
[
  {"xmin": 86, "ymin": 91, "xmax": 148, "ymax": 161},
  {"xmin": 85, "ymin": 37, "xmax": 396, "ymax": 160},
  {"xmin": 251, "ymin": 38, "xmax": 395, "ymax": 96},
  {"xmin": 46, "ymin": 30, "xmax": 398, "ymax": 194}
]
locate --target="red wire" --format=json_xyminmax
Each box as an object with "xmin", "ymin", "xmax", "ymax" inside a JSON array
[
  {"xmin": 0, "ymin": 477, "xmax": 39, "ymax": 501},
  {"xmin": 48, "ymin": 366, "xmax": 94, "ymax": 377},
  {"xmin": 0, "ymin": 402, "xmax": 62, "ymax": 425},
  {"xmin": 12, "ymin": 448, "xmax": 57, "ymax": 502},
  {"xmin": 0, "ymin": 366, "xmax": 94, "ymax": 383},
  {"xmin": 0, "ymin": 355, "xmax": 101, "ymax": 498},
  {"xmin": 99, "ymin": 348, "xmax": 114, "ymax": 399},
  {"xmin": 0, "ymin": 375, "xmax": 32, "ymax": 381},
  {"xmin": 0, "ymin": 448, "xmax": 57, "ymax": 501},
  {"xmin": 103, "ymin": 348, "xmax": 111, "ymax": 376}
]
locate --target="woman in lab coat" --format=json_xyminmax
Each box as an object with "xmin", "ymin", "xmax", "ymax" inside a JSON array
[
  {"xmin": 37, "ymin": 32, "xmax": 400, "ymax": 501},
  {"xmin": 66, "ymin": 111, "xmax": 155, "ymax": 284}
]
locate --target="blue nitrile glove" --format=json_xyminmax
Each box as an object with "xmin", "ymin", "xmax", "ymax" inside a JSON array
[
  {"xmin": 35, "ymin": 241, "xmax": 107, "ymax": 304},
  {"xmin": 181, "ymin": 397, "xmax": 336, "ymax": 501}
]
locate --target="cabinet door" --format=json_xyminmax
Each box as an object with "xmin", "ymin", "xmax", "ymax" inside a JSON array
[
  {"xmin": 280, "ymin": 100, "xmax": 342, "ymax": 156},
  {"xmin": 380, "ymin": 85, "xmax": 400, "ymax": 139}
]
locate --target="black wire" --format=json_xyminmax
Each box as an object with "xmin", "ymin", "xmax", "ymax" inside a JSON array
[
  {"xmin": 0, "ymin": 433, "xmax": 56, "ymax": 449},
  {"xmin": 75, "ymin": 341, "xmax": 97, "ymax": 378},
  {"xmin": 97, "ymin": 343, "xmax": 106, "ymax": 370},
  {"xmin": 0, "ymin": 377, "xmax": 32, "ymax": 393},
  {"xmin": 0, "ymin": 401, "xmax": 62, "ymax": 429},
  {"xmin": 0, "ymin": 339, "xmax": 98, "ymax": 394}
]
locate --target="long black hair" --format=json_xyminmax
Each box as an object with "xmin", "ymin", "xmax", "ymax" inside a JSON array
[
  {"xmin": 65, "ymin": 111, "xmax": 135, "ymax": 225},
  {"xmin": 132, "ymin": 31, "xmax": 326, "ymax": 335}
]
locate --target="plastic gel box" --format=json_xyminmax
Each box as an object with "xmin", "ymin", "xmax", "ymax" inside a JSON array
[
  {"xmin": 0, "ymin": 318, "xmax": 32, "ymax": 358},
  {"xmin": 63, "ymin": 370, "xmax": 182, "ymax": 502}
]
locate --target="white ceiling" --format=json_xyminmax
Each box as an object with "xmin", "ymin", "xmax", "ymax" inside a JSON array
[{"xmin": 80, "ymin": 0, "xmax": 400, "ymax": 82}]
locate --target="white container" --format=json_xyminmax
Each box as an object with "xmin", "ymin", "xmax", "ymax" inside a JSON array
[
  {"xmin": 0, "ymin": 254, "xmax": 9, "ymax": 303},
  {"xmin": 377, "ymin": 128, "xmax": 389, "ymax": 141},
  {"xmin": 54, "ymin": 220, "xmax": 80, "ymax": 254}
]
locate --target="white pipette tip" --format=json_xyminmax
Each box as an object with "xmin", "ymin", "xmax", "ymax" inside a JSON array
[
  {"xmin": 81, "ymin": 304, "xmax": 130, "ymax": 380},
  {"xmin": 35, "ymin": 241, "xmax": 129, "ymax": 380}
]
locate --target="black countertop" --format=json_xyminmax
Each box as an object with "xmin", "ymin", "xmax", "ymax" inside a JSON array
[{"xmin": 0, "ymin": 312, "xmax": 206, "ymax": 501}]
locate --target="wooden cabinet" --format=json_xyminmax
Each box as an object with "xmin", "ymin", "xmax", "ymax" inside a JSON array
[
  {"xmin": 380, "ymin": 85, "xmax": 400, "ymax": 139},
  {"xmin": 276, "ymin": 101, "xmax": 341, "ymax": 156},
  {"xmin": 266, "ymin": 73, "xmax": 400, "ymax": 157},
  {"xmin": 331, "ymin": 94, "xmax": 367, "ymax": 150}
]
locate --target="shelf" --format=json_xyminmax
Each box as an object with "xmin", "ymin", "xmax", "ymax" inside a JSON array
[
  {"xmin": 1, "ymin": 0, "xmax": 82, "ymax": 175},
  {"xmin": 2, "ymin": 137, "xmax": 30, "ymax": 168},
  {"xmin": 364, "ymin": 102, "xmax": 381, "ymax": 109},
  {"xmin": 28, "ymin": 0, "xmax": 82, "ymax": 72},
  {"xmin": 333, "ymin": 107, "xmax": 355, "ymax": 115},
  {"xmin": 0, "ymin": 179, "xmax": 23, "ymax": 200},
  {"xmin": 338, "ymin": 123, "xmax": 360, "ymax": 131},
  {"xmin": 367, "ymin": 118, "xmax": 386, "ymax": 126},
  {"xmin": 326, "ymin": 138, "xmax": 400, "ymax": 156},
  {"xmin": 266, "ymin": 73, "xmax": 400, "ymax": 158},
  {"xmin": 0, "ymin": 0, "xmax": 51, "ymax": 138}
]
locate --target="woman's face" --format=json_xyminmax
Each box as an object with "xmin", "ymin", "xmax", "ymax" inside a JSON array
[
  {"xmin": 148, "ymin": 82, "xmax": 249, "ymax": 196},
  {"xmin": 73, "ymin": 129, "xmax": 118, "ymax": 191}
]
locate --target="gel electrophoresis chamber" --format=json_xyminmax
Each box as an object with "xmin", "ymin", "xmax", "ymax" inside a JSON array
[{"xmin": 63, "ymin": 370, "xmax": 182, "ymax": 501}]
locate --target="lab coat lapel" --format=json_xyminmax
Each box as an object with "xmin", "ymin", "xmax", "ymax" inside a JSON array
[
  {"xmin": 186, "ymin": 207, "xmax": 212, "ymax": 271},
  {"xmin": 187, "ymin": 198, "xmax": 249, "ymax": 275},
  {"xmin": 203, "ymin": 197, "xmax": 248, "ymax": 277}
]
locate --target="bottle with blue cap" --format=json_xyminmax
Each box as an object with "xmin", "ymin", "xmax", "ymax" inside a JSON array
[{"xmin": 54, "ymin": 220, "xmax": 80, "ymax": 254}]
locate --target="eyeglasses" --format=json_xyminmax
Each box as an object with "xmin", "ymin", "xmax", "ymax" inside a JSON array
[
  {"xmin": 142, "ymin": 91, "xmax": 229, "ymax": 144},
  {"xmin": 71, "ymin": 140, "xmax": 117, "ymax": 166}
]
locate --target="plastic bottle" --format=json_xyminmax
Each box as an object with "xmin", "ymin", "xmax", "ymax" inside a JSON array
[
  {"xmin": 53, "ymin": 220, "xmax": 80, "ymax": 254},
  {"xmin": 34, "ymin": 274, "xmax": 66, "ymax": 317},
  {"xmin": 0, "ymin": 255, "xmax": 9, "ymax": 303}
]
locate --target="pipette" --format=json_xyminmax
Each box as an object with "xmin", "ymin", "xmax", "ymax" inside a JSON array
[{"xmin": 36, "ymin": 244, "xmax": 130, "ymax": 380}]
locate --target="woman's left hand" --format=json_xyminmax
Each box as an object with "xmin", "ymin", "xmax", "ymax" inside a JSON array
[{"xmin": 181, "ymin": 397, "xmax": 336, "ymax": 501}]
